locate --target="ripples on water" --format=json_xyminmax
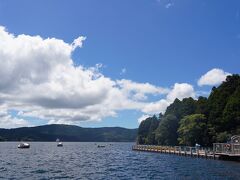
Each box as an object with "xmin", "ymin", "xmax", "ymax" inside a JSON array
[{"xmin": 0, "ymin": 142, "xmax": 239, "ymax": 179}]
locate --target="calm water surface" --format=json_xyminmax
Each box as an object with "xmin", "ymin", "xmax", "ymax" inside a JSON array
[{"xmin": 0, "ymin": 142, "xmax": 239, "ymax": 179}]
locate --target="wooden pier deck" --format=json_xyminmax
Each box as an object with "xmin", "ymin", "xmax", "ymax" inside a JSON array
[
  {"xmin": 132, "ymin": 145, "xmax": 240, "ymax": 161},
  {"xmin": 133, "ymin": 136, "xmax": 240, "ymax": 161},
  {"xmin": 132, "ymin": 145, "xmax": 219, "ymax": 160}
]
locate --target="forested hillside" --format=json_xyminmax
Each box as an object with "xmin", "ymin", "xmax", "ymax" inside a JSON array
[
  {"xmin": 0, "ymin": 124, "xmax": 137, "ymax": 142},
  {"xmin": 137, "ymin": 74, "xmax": 240, "ymax": 146}
]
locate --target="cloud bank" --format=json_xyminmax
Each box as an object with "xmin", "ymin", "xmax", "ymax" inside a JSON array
[
  {"xmin": 0, "ymin": 26, "xmax": 221, "ymax": 128},
  {"xmin": 0, "ymin": 26, "xmax": 175, "ymax": 127}
]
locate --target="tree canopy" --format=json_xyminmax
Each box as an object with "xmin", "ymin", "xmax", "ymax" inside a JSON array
[
  {"xmin": 155, "ymin": 114, "xmax": 178, "ymax": 146},
  {"xmin": 178, "ymin": 114, "xmax": 207, "ymax": 146},
  {"xmin": 137, "ymin": 74, "xmax": 240, "ymax": 146},
  {"xmin": 137, "ymin": 115, "xmax": 160, "ymax": 144}
]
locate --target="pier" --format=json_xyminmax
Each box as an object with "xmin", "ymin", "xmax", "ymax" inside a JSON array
[
  {"xmin": 132, "ymin": 135, "xmax": 240, "ymax": 161},
  {"xmin": 132, "ymin": 145, "xmax": 219, "ymax": 160}
]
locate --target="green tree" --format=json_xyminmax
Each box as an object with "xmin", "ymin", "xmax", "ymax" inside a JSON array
[
  {"xmin": 215, "ymin": 131, "xmax": 231, "ymax": 143},
  {"xmin": 178, "ymin": 114, "xmax": 207, "ymax": 146},
  {"xmin": 206, "ymin": 74, "xmax": 240, "ymax": 143},
  {"xmin": 136, "ymin": 74, "xmax": 240, "ymax": 146},
  {"xmin": 195, "ymin": 96, "xmax": 208, "ymax": 115},
  {"xmin": 222, "ymin": 86, "xmax": 240, "ymax": 132},
  {"xmin": 207, "ymin": 75, "xmax": 240, "ymax": 133},
  {"xmin": 155, "ymin": 114, "xmax": 178, "ymax": 146},
  {"xmin": 165, "ymin": 97, "xmax": 197, "ymax": 119},
  {"xmin": 137, "ymin": 115, "xmax": 159, "ymax": 144}
]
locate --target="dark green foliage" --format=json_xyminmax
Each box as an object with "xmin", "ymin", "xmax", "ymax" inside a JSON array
[
  {"xmin": 207, "ymin": 75, "xmax": 240, "ymax": 132},
  {"xmin": 206, "ymin": 74, "xmax": 240, "ymax": 143},
  {"xmin": 215, "ymin": 131, "xmax": 231, "ymax": 143},
  {"xmin": 165, "ymin": 97, "xmax": 197, "ymax": 119},
  {"xmin": 0, "ymin": 124, "xmax": 137, "ymax": 142},
  {"xmin": 164, "ymin": 98, "xmax": 182, "ymax": 118},
  {"xmin": 156, "ymin": 97, "xmax": 198, "ymax": 145},
  {"xmin": 222, "ymin": 86, "xmax": 240, "ymax": 132},
  {"xmin": 178, "ymin": 114, "xmax": 208, "ymax": 146},
  {"xmin": 195, "ymin": 96, "xmax": 208, "ymax": 115},
  {"xmin": 137, "ymin": 115, "xmax": 160, "ymax": 144},
  {"xmin": 138, "ymin": 97, "xmax": 199, "ymax": 145},
  {"xmin": 137, "ymin": 74, "xmax": 240, "ymax": 147},
  {"xmin": 155, "ymin": 114, "xmax": 178, "ymax": 146}
]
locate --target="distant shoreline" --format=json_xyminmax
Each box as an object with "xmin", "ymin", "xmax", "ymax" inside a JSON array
[{"xmin": 0, "ymin": 124, "xmax": 138, "ymax": 142}]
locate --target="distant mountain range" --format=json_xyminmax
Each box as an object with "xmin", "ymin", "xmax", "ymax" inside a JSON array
[{"xmin": 0, "ymin": 124, "xmax": 137, "ymax": 142}]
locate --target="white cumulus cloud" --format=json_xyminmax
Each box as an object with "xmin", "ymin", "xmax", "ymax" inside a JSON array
[
  {"xmin": 0, "ymin": 108, "xmax": 30, "ymax": 128},
  {"xmin": 0, "ymin": 26, "xmax": 176, "ymax": 127},
  {"xmin": 167, "ymin": 83, "xmax": 196, "ymax": 102},
  {"xmin": 142, "ymin": 99, "xmax": 170, "ymax": 114},
  {"xmin": 117, "ymin": 79, "xmax": 169, "ymax": 101},
  {"xmin": 198, "ymin": 68, "xmax": 231, "ymax": 86},
  {"xmin": 0, "ymin": 26, "xmax": 200, "ymax": 128},
  {"xmin": 71, "ymin": 36, "xmax": 86, "ymax": 50},
  {"xmin": 142, "ymin": 83, "xmax": 195, "ymax": 114}
]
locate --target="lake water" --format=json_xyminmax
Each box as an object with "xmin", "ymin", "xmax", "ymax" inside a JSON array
[{"xmin": 0, "ymin": 142, "xmax": 239, "ymax": 180}]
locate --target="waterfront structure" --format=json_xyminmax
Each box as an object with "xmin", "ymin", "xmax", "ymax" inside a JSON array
[{"xmin": 133, "ymin": 135, "xmax": 240, "ymax": 161}]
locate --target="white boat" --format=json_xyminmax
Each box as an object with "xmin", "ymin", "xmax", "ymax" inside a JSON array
[
  {"xmin": 56, "ymin": 138, "xmax": 63, "ymax": 147},
  {"xmin": 18, "ymin": 142, "xmax": 30, "ymax": 149},
  {"xmin": 57, "ymin": 142, "xmax": 63, "ymax": 147}
]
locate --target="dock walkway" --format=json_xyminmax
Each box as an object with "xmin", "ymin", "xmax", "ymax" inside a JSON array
[
  {"xmin": 132, "ymin": 145, "xmax": 219, "ymax": 160},
  {"xmin": 133, "ymin": 136, "xmax": 240, "ymax": 161}
]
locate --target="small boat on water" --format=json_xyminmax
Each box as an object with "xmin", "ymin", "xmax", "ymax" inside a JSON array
[
  {"xmin": 18, "ymin": 142, "xmax": 30, "ymax": 149},
  {"xmin": 97, "ymin": 145, "xmax": 105, "ymax": 148},
  {"xmin": 56, "ymin": 138, "xmax": 63, "ymax": 147},
  {"xmin": 57, "ymin": 142, "xmax": 63, "ymax": 147}
]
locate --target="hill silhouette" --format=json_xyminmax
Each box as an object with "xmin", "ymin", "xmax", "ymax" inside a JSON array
[{"xmin": 0, "ymin": 124, "xmax": 137, "ymax": 142}]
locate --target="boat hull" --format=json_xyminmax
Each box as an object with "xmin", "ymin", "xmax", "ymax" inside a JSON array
[
  {"xmin": 18, "ymin": 144, "xmax": 30, "ymax": 149},
  {"xmin": 57, "ymin": 142, "xmax": 63, "ymax": 147}
]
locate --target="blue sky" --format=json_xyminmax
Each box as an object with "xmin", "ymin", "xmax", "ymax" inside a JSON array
[{"xmin": 0, "ymin": 0, "xmax": 239, "ymax": 128}]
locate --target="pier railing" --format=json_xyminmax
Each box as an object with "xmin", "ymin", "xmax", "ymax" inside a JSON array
[
  {"xmin": 133, "ymin": 136, "xmax": 240, "ymax": 161},
  {"xmin": 213, "ymin": 143, "xmax": 240, "ymax": 155},
  {"xmin": 133, "ymin": 143, "xmax": 240, "ymax": 161},
  {"xmin": 132, "ymin": 145, "xmax": 216, "ymax": 159},
  {"xmin": 132, "ymin": 145, "xmax": 212, "ymax": 153}
]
